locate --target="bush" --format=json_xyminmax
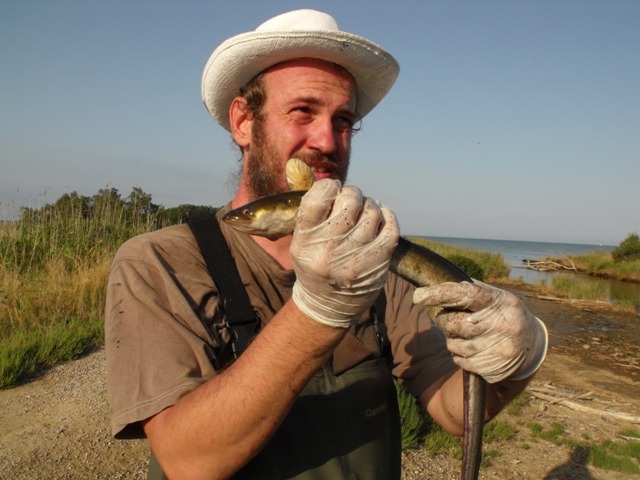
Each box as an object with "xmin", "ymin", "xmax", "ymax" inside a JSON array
[
  {"xmin": 612, "ymin": 233, "xmax": 640, "ymax": 262},
  {"xmin": 407, "ymin": 237, "xmax": 510, "ymax": 281},
  {"xmin": 446, "ymin": 254, "xmax": 485, "ymax": 281},
  {"xmin": 396, "ymin": 381, "xmax": 428, "ymax": 449}
]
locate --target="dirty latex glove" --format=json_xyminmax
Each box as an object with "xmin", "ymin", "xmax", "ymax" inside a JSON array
[
  {"xmin": 413, "ymin": 281, "xmax": 548, "ymax": 384},
  {"xmin": 291, "ymin": 179, "xmax": 399, "ymax": 328}
]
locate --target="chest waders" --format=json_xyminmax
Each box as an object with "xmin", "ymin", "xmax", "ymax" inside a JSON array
[{"xmin": 146, "ymin": 215, "xmax": 402, "ymax": 479}]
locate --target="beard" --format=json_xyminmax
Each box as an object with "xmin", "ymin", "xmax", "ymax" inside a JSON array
[
  {"xmin": 244, "ymin": 117, "xmax": 350, "ymax": 200},
  {"xmin": 245, "ymin": 119, "xmax": 288, "ymax": 199}
]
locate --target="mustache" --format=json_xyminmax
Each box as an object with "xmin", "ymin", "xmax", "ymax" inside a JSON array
[{"xmin": 292, "ymin": 151, "xmax": 338, "ymax": 171}]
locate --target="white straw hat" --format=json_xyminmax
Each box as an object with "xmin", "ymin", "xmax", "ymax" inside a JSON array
[{"xmin": 202, "ymin": 9, "xmax": 399, "ymax": 131}]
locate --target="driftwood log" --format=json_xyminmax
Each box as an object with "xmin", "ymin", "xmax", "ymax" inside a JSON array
[
  {"xmin": 522, "ymin": 258, "xmax": 577, "ymax": 272},
  {"xmin": 529, "ymin": 387, "xmax": 640, "ymax": 424}
]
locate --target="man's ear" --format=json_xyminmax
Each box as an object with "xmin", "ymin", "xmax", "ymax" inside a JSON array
[{"xmin": 229, "ymin": 97, "xmax": 252, "ymax": 148}]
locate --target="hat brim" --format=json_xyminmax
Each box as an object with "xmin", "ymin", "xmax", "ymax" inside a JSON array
[{"xmin": 202, "ymin": 30, "xmax": 399, "ymax": 131}]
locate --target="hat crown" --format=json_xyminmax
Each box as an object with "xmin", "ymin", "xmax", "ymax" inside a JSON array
[
  {"xmin": 202, "ymin": 9, "xmax": 399, "ymax": 131},
  {"xmin": 256, "ymin": 9, "xmax": 339, "ymax": 33}
]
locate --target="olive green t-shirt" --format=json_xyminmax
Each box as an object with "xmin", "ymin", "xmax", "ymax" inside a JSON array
[{"xmin": 105, "ymin": 208, "xmax": 455, "ymax": 438}]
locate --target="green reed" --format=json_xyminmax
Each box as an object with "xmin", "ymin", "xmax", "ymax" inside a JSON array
[
  {"xmin": 406, "ymin": 236, "xmax": 511, "ymax": 281},
  {"xmin": 0, "ymin": 191, "xmax": 167, "ymax": 388},
  {"xmin": 547, "ymin": 251, "xmax": 640, "ymax": 283}
]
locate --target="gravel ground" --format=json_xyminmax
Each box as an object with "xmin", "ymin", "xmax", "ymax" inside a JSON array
[
  {"xmin": 0, "ymin": 349, "xmax": 148, "ymax": 480},
  {"xmin": 1, "ymin": 286, "xmax": 639, "ymax": 479},
  {"xmin": 0, "ymin": 347, "xmax": 463, "ymax": 479}
]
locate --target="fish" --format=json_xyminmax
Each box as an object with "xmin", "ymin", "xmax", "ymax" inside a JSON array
[
  {"xmin": 223, "ymin": 160, "xmax": 486, "ymax": 480},
  {"xmin": 223, "ymin": 192, "xmax": 304, "ymax": 241}
]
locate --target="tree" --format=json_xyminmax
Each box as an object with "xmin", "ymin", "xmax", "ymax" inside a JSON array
[
  {"xmin": 53, "ymin": 191, "xmax": 91, "ymax": 219},
  {"xmin": 611, "ymin": 233, "xmax": 640, "ymax": 262},
  {"xmin": 159, "ymin": 204, "xmax": 219, "ymax": 225},
  {"xmin": 91, "ymin": 187, "xmax": 125, "ymax": 218},
  {"xmin": 127, "ymin": 186, "xmax": 159, "ymax": 216}
]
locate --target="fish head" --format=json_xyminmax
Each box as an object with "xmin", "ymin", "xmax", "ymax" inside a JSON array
[{"xmin": 223, "ymin": 191, "xmax": 305, "ymax": 240}]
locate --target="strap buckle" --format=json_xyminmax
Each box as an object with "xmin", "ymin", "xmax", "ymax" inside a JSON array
[{"xmin": 228, "ymin": 318, "xmax": 260, "ymax": 358}]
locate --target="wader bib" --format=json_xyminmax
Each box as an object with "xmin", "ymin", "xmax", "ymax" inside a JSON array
[{"xmin": 147, "ymin": 215, "xmax": 402, "ymax": 479}]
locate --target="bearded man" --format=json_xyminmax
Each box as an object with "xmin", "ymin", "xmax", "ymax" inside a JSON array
[{"xmin": 105, "ymin": 10, "xmax": 547, "ymax": 480}]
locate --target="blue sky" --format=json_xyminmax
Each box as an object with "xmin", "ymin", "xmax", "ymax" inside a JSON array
[{"xmin": 1, "ymin": 0, "xmax": 638, "ymax": 245}]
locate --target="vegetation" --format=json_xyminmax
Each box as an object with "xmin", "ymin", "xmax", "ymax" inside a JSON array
[
  {"xmin": 2, "ymin": 188, "xmax": 639, "ymax": 475},
  {"xmin": 548, "ymin": 250, "xmax": 640, "ymax": 284},
  {"xmin": 413, "ymin": 392, "xmax": 640, "ymax": 475},
  {"xmin": 537, "ymin": 275, "xmax": 610, "ymax": 301},
  {"xmin": 539, "ymin": 233, "xmax": 640, "ymax": 283},
  {"xmin": 525, "ymin": 421, "xmax": 640, "ymax": 474},
  {"xmin": 445, "ymin": 254, "xmax": 485, "ymax": 281},
  {"xmin": 518, "ymin": 235, "xmax": 640, "ymax": 312},
  {"xmin": 408, "ymin": 236, "xmax": 639, "ymax": 312},
  {"xmin": 0, "ymin": 187, "xmax": 216, "ymax": 388},
  {"xmin": 407, "ymin": 236, "xmax": 510, "ymax": 281},
  {"xmin": 612, "ymin": 233, "xmax": 640, "ymax": 262},
  {"xmin": 589, "ymin": 434, "xmax": 640, "ymax": 474},
  {"xmin": 419, "ymin": 407, "xmax": 519, "ymax": 469},
  {"xmin": 396, "ymin": 381, "xmax": 428, "ymax": 450}
]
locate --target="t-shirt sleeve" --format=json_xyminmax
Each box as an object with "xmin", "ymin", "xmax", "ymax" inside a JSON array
[
  {"xmin": 384, "ymin": 273, "xmax": 457, "ymax": 398},
  {"xmin": 104, "ymin": 227, "xmax": 224, "ymax": 438}
]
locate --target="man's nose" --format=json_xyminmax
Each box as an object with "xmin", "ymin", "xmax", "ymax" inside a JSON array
[{"xmin": 307, "ymin": 119, "xmax": 337, "ymax": 154}]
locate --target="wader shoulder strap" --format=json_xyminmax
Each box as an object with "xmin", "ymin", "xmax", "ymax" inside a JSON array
[
  {"xmin": 187, "ymin": 214, "xmax": 260, "ymax": 357},
  {"xmin": 187, "ymin": 213, "xmax": 388, "ymax": 359},
  {"xmin": 371, "ymin": 291, "xmax": 390, "ymax": 357}
]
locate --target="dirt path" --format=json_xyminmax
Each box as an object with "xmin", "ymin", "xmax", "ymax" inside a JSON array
[{"xmin": 1, "ymin": 286, "xmax": 638, "ymax": 479}]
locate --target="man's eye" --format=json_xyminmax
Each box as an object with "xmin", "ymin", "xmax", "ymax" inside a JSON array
[{"xmin": 334, "ymin": 117, "xmax": 354, "ymax": 131}]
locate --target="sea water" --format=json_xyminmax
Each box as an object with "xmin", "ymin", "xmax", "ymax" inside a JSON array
[{"xmin": 420, "ymin": 236, "xmax": 640, "ymax": 308}]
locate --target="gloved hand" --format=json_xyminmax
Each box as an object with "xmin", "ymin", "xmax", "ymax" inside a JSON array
[
  {"xmin": 291, "ymin": 179, "xmax": 399, "ymax": 328},
  {"xmin": 413, "ymin": 280, "xmax": 548, "ymax": 383}
]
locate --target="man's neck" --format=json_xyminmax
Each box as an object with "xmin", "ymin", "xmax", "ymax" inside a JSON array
[{"xmin": 251, "ymin": 234, "xmax": 294, "ymax": 270}]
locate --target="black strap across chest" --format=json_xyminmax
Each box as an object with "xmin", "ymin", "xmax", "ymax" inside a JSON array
[
  {"xmin": 187, "ymin": 213, "xmax": 260, "ymax": 358},
  {"xmin": 187, "ymin": 213, "xmax": 389, "ymax": 361}
]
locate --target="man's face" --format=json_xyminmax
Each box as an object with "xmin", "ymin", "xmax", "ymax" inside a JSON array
[{"xmin": 244, "ymin": 58, "xmax": 357, "ymax": 200}]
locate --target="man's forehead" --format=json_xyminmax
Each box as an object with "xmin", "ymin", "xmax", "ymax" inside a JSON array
[
  {"xmin": 266, "ymin": 57, "xmax": 352, "ymax": 75},
  {"xmin": 261, "ymin": 58, "xmax": 357, "ymax": 105}
]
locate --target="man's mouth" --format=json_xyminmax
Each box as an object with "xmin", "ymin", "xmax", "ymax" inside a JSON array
[{"xmin": 307, "ymin": 161, "xmax": 336, "ymax": 180}]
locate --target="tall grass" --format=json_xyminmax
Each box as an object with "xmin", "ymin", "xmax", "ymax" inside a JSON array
[
  {"xmin": 530, "ymin": 251, "xmax": 640, "ymax": 312},
  {"xmin": 541, "ymin": 275, "xmax": 610, "ymax": 301},
  {"xmin": 2, "ymin": 192, "xmax": 636, "ymax": 389},
  {"xmin": 407, "ymin": 236, "xmax": 511, "ymax": 281},
  {"xmin": 3, "ymin": 194, "xmax": 639, "ymax": 473},
  {"xmin": 548, "ymin": 251, "xmax": 640, "ymax": 283},
  {"xmin": 0, "ymin": 195, "xmax": 166, "ymax": 388},
  {"xmin": 8, "ymin": 206, "xmax": 505, "ymax": 389},
  {"xmin": 396, "ymin": 381, "xmax": 428, "ymax": 450},
  {"xmin": 0, "ymin": 198, "xmax": 159, "ymax": 274}
]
